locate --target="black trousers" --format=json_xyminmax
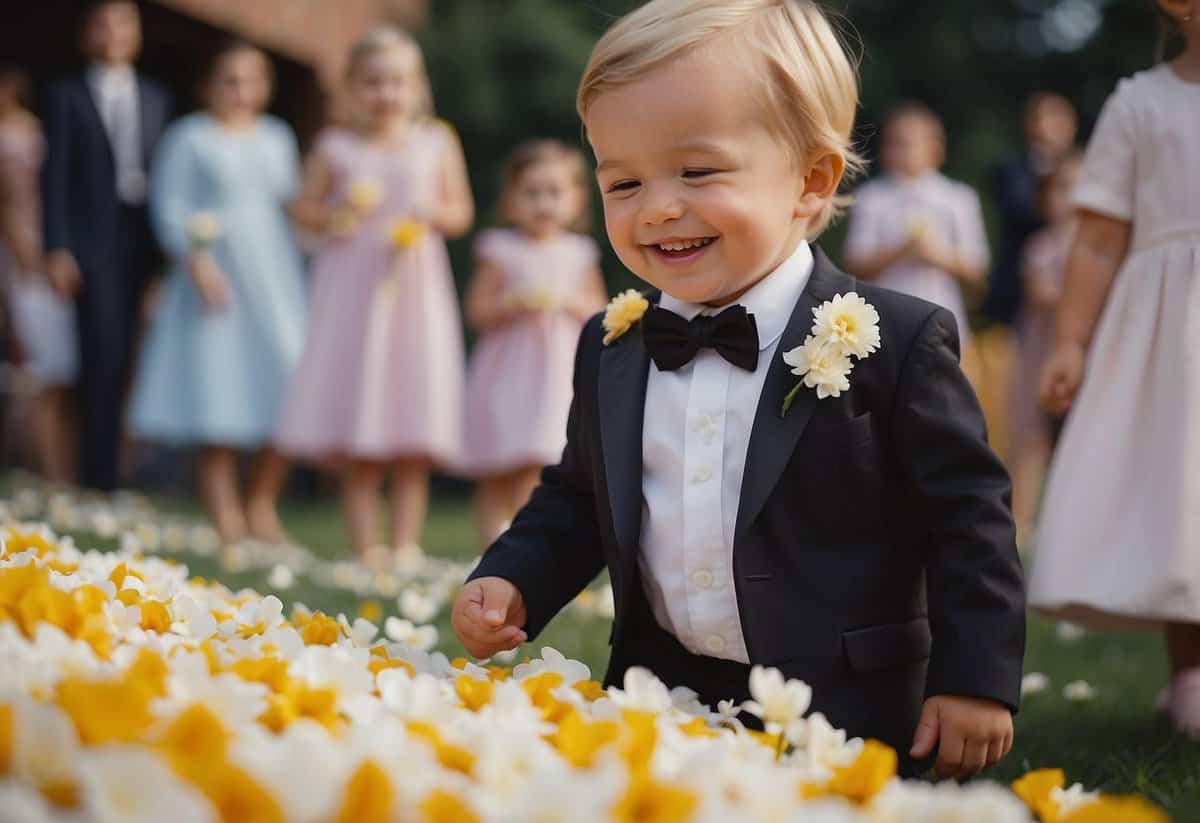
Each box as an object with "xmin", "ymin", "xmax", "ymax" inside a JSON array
[
  {"xmin": 604, "ymin": 577, "xmax": 929, "ymax": 777},
  {"xmin": 75, "ymin": 204, "xmax": 155, "ymax": 491}
]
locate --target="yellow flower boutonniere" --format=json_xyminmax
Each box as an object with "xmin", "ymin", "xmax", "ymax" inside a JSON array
[
  {"xmin": 602, "ymin": 290, "xmax": 650, "ymax": 345},
  {"xmin": 780, "ymin": 292, "xmax": 881, "ymax": 415}
]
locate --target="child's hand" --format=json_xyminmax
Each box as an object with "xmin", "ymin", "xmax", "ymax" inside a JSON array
[
  {"xmin": 910, "ymin": 695, "xmax": 1013, "ymax": 780},
  {"xmin": 1039, "ymin": 341, "xmax": 1086, "ymax": 416},
  {"xmin": 910, "ymin": 230, "xmax": 954, "ymax": 271},
  {"xmin": 452, "ymin": 576, "xmax": 528, "ymax": 659},
  {"xmin": 186, "ymin": 252, "xmax": 233, "ymax": 311}
]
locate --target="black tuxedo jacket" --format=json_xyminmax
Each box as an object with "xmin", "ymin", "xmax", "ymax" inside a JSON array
[
  {"xmin": 41, "ymin": 72, "xmax": 172, "ymax": 271},
  {"xmin": 471, "ymin": 247, "xmax": 1025, "ymax": 745}
]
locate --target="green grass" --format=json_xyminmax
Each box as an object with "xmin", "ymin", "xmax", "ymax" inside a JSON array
[{"xmin": 13, "ymin": 486, "xmax": 1200, "ymax": 817}]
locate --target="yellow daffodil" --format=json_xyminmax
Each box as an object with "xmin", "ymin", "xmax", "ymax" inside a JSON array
[
  {"xmin": 389, "ymin": 218, "xmax": 426, "ymax": 250},
  {"xmin": 612, "ymin": 774, "xmax": 698, "ymax": 823},
  {"xmin": 825, "ymin": 739, "xmax": 897, "ymax": 804}
]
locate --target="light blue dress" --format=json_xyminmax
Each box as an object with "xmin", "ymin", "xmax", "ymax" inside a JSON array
[{"xmin": 130, "ymin": 112, "xmax": 308, "ymax": 448}]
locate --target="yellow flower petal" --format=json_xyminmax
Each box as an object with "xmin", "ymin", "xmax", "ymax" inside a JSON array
[{"xmin": 336, "ymin": 760, "xmax": 394, "ymax": 823}]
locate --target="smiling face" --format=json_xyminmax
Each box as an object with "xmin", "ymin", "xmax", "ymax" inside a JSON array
[{"xmin": 586, "ymin": 47, "xmax": 818, "ymax": 306}]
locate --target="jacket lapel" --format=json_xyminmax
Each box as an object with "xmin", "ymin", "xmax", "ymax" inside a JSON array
[
  {"xmin": 77, "ymin": 75, "xmax": 114, "ymax": 162},
  {"xmin": 734, "ymin": 247, "xmax": 854, "ymax": 542},
  {"xmin": 597, "ymin": 321, "xmax": 652, "ymax": 561}
]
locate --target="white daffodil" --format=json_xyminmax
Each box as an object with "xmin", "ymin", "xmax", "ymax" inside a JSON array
[
  {"xmin": 12, "ymin": 700, "xmax": 80, "ymax": 794},
  {"xmin": 1056, "ymin": 622, "xmax": 1087, "ymax": 642},
  {"xmin": 811, "ymin": 292, "xmax": 881, "ymax": 359},
  {"xmin": 1063, "ymin": 680, "xmax": 1097, "ymax": 702},
  {"xmin": 794, "ymin": 712, "xmax": 861, "ymax": 775},
  {"xmin": 512, "ymin": 646, "xmax": 591, "ymax": 686},
  {"xmin": 169, "ymin": 594, "xmax": 218, "ymax": 640},
  {"xmin": 231, "ymin": 723, "xmax": 347, "ymax": 823},
  {"xmin": 783, "ymin": 335, "xmax": 854, "ymax": 400},
  {"xmin": 742, "ymin": 665, "xmax": 813, "ymax": 738},
  {"xmin": 290, "ymin": 645, "xmax": 375, "ymax": 700},
  {"xmin": 1021, "ymin": 672, "xmax": 1050, "ymax": 696},
  {"xmin": 267, "ymin": 564, "xmax": 295, "ymax": 590},
  {"xmin": 337, "ymin": 614, "xmax": 379, "ymax": 648},
  {"xmin": 0, "ymin": 781, "xmax": 52, "ymax": 823},
  {"xmin": 154, "ymin": 651, "xmax": 269, "ymax": 728},
  {"xmin": 607, "ymin": 667, "xmax": 673, "ymax": 714},
  {"xmin": 78, "ymin": 745, "xmax": 216, "ymax": 823},
  {"xmin": 399, "ymin": 589, "xmax": 440, "ymax": 624},
  {"xmin": 1052, "ymin": 783, "xmax": 1101, "ymax": 817},
  {"xmin": 384, "ymin": 616, "xmax": 438, "ymax": 651},
  {"xmin": 378, "ymin": 670, "xmax": 446, "ymax": 722}
]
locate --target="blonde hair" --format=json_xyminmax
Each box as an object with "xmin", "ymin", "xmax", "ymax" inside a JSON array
[
  {"xmin": 499, "ymin": 139, "xmax": 591, "ymax": 232},
  {"xmin": 346, "ymin": 25, "xmax": 434, "ymax": 118},
  {"xmin": 577, "ymin": 0, "xmax": 863, "ymax": 238}
]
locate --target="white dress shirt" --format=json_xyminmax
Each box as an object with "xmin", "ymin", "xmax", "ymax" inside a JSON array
[
  {"xmin": 87, "ymin": 64, "xmax": 146, "ymax": 205},
  {"xmin": 639, "ymin": 241, "xmax": 814, "ymax": 663}
]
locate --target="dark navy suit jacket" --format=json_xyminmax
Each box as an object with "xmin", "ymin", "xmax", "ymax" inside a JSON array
[{"xmin": 471, "ymin": 247, "xmax": 1026, "ymax": 752}]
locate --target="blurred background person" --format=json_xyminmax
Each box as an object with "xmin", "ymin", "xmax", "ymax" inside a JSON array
[
  {"xmin": 278, "ymin": 27, "xmax": 473, "ymax": 566},
  {"xmin": 843, "ymin": 101, "xmax": 989, "ymax": 346},
  {"xmin": 40, "ymin": 0, "xmax": 172, "ymax": 491},
  {"xmin": 128, "ymin": 41, "xmax": 306, "ymax": 546},
  {"xmin": 972, "ymin": 93, "xmax": 1078, "ymax": 457},
  {"xmin": 1031, "ymin": 0, "xmax": 1200, "ymax": 737},
  {"xmin": 0, "ymin": 65, "xmax": 77, "ymax": 484},
  {"xmin": 1007, "ymin": 151, "xmax": 1081, "ymax": 545},
  {"xmin": 984, "ymin": 92, "xmax": 1079, "ymax": 329},
  {"xmin": 460, "ymin": 139, "xmax": 606, "ymax": 548}
]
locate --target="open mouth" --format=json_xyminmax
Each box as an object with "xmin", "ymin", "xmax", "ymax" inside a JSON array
[{"xmin": 648, "ymin": 236, "xmax": 717, "ymax": 262}]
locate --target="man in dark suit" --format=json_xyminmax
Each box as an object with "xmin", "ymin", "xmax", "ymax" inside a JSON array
[
  {"xmin": 454, "ymin": 0, "xmax": 1024, "ymax": 783},
  {"xmin": 981, "ymin": 92, "xmax": 1077, "ymax": 327},
  {"xmin": 42, "ymin": 0, "xmax": 172, "ymax": 490}
]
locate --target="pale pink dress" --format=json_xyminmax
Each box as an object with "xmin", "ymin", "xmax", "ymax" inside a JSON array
[
  {"xmin": 1009, "ymin": 223, "xmax": 1073, "ymax": 451},
  {"xmin": 276, "ymin": 123, "xmax": 464, "ymax": 464},
  {"xmin": 1030, "ymin": 65, "xmax": 1200, "ymax": 629},
  {"xmin": 460, "ymin": 228, "xmax": 599, "ymax": 475}
]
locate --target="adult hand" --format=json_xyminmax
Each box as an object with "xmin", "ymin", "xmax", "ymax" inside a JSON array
[{"xmin": 451, "ymin": 576, "xmax": 528, "ymax": 659}]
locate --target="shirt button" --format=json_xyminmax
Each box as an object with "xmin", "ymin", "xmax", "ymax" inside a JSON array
[
  {"xmin": 704, "ymin": 635, "xmax": 726, "ymax": 654},
  {"xmin": 690, "ymin": 465, "xmax": 713, "ymax": 484},
  {"xmin": 691, "ymin": 569, "xmax": 713, "ymax": 589}
]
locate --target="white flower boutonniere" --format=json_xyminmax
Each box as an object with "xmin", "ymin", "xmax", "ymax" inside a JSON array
[
  {"xmin": 602, "ymin": 289, "xmax": 650, "ymax": 345},
  {"xmin": 781, "ymin": 292, "xmax": 880, "ymax": 415}
]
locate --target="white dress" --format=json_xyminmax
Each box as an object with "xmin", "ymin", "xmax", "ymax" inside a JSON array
[
  {"xmin": 1030, "ymin": 65, "xmax": 1200, "ymax": 629},
  {"xmin": 843, "ymin": 171, "xmax": 989, "ymax": 343}
]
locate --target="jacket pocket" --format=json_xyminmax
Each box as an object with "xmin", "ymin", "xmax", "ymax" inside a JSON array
[{"xmin": 841, "ymin": 617, "xmax": 932, "ymax": 673}]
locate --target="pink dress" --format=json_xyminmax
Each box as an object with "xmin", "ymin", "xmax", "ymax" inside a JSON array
[
  {"xmin": 1009, "ymin": 223, "xmax": 1073, "ymax": 451},
  {"xmin": 460, "ymin": 228, "xmax": 599, "ymax": 475},
  {"xmin": 276, "ymin": 123, "xmax": 465, "ymax": 464}
]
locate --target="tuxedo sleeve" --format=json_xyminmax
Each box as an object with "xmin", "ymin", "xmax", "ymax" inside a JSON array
[
  {"xmin": 467, "ymin": 318, "xmax": 607, "ymax": 638},
  {"xmin": 891, "ymin": 307, "xmax": 1026, "ymax": 711},
  {"xmin": 41, "ymin": 83, "xmax": 72, "ymax": 254}
]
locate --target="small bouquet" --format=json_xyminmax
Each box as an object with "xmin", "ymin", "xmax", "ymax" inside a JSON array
[
  {"xmin": 329, "ymin": 177, "xmax": 385, "ymax": 238},
  {"xmin": 186, "ymin": 211, "xmax": 222, "ymax": 252}
]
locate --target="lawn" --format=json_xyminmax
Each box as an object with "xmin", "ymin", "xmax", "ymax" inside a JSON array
[{"xmin": 4, "ymin": 479, "xmax": 1198, "ymax": 817}]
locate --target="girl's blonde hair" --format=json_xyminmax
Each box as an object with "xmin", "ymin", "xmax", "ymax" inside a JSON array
[
  {"xmin": 577, "ymin": 0, "xmax": 863, "ymax": 239},
  {"xmin": 346, "ymin": 25, "xmax": 434, "ymax": 118},
  {"xmin": 499, "ymin": 139, "xmax": 591, "ymax": 233}
]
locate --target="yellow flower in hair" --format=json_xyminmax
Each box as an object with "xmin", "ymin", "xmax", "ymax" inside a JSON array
[
  {"xmin": 602, "ymin": 290, "xmax": 650, "ymax": 345},
  {"xmin": 389, "ymin": 218, "xmax": 426, "ymax": 250}
]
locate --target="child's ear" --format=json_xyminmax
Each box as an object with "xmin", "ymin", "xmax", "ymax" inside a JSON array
[{"xmin": 795, "ymin": 152, "xmax": 845, "ymax": 220}]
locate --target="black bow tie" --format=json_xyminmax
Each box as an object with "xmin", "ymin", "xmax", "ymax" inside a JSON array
[{"xmin": 642, "ymin": 304, "xmax": 760, "ymax": 372}]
